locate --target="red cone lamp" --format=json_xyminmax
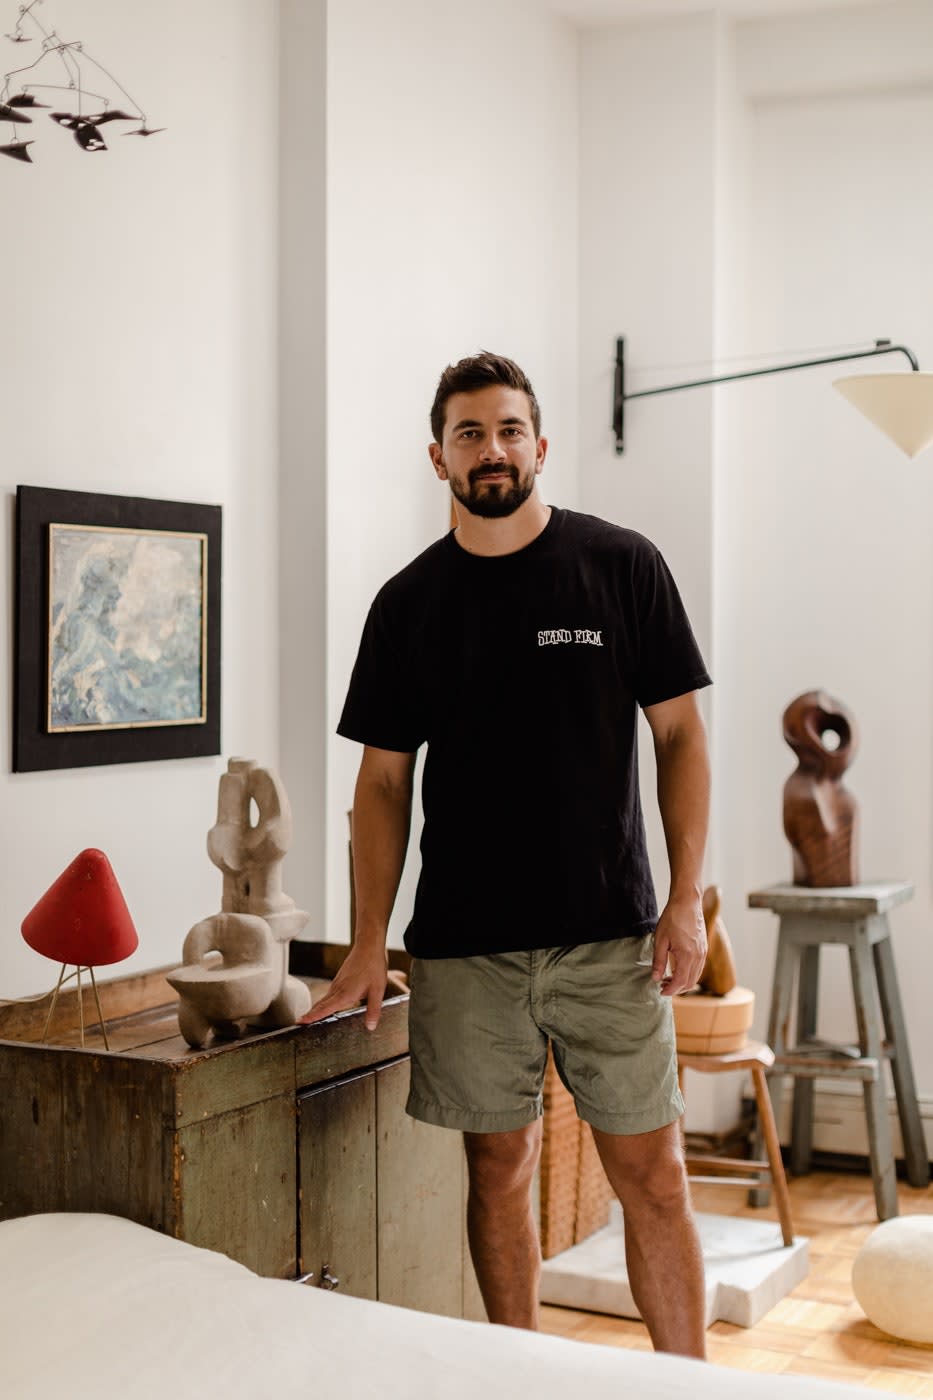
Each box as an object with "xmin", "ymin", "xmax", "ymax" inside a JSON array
[{"xmin": 22, "ymin": 849, "xmax": 139, "ymax": 1048}]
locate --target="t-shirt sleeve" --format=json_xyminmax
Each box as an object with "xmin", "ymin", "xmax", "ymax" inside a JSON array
[
  {"xmin": 336, "ymin": 594, "xmax": 425, "ymax": 753},
  {"xmin": 632, "ymin": 548, "xmax": 712, "ymax": 708}
]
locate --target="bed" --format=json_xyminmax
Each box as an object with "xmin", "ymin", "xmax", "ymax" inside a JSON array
[{"xmin": 0, "ymin": 1212, "xmax": 899, "ymax": 1399}]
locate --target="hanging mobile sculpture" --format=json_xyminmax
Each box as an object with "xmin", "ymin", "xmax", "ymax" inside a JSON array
[{"xmin": 1, "ymin": 0, "xmax": 163, "ymax": 163}]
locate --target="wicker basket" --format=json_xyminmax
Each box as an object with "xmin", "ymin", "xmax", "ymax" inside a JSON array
[{"xmin": 539, "ymin": 1045, "xmax": 612, "ymax": 1259}]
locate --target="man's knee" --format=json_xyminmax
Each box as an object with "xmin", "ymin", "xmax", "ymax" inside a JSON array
[
  {"xmin": 464, "ymin": 1121, "xmax": 542, "ymax": 1198},
  {"xmin": 593, "ymin": 1122, "xmax": 690, "ymax": 1210}
]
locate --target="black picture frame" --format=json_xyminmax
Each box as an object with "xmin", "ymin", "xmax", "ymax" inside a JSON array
[{"xmin": 14, "ymin": 485, "xmax": 222, "ymax": 772}]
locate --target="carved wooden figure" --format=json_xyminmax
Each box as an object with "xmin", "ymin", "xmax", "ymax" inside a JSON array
[
  {"xmin": 672, "ymin": 885, "xmax": 752, "ymax": 1055},
  {"xmin": 782, "ymin": 691, "xmax": 859, "ymax": 887},
  {"xmin": 699, "ymin": 885, "xmax": 737, "ymax": 995}
]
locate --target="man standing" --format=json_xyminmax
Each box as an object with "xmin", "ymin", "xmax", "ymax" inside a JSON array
[{"xmin": 301, "ymin": 352, "xmax": 711, "ymax": 1358}]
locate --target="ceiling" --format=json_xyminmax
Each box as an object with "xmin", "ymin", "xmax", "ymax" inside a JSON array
[{"xmin": 540, "ymin": 0, "xmax": 897, "ymax": 23}]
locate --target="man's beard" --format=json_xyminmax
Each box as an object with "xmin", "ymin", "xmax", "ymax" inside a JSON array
[{"xmin": 450, "ymin": 465, "xmax": 535, "ymax": 519}]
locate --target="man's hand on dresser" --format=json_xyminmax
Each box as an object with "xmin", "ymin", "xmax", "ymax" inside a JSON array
[{"xmin": 298, "ymin": 939, "xmax": 389, "ymax": 1031}]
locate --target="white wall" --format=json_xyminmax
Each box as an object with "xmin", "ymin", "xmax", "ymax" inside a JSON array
[
  {"xmin": 9, "ymin": 0, "xmax": 931, "ymax": 1166},
  {"xmin": 722, "ymin": 3, "xmax": 933, "ymax": 1133},
  {"xmin": 0, "ymin": 0, "xmax": 280, "ymax": 999},
  {"xmin": 279, "ymin": 0, "xmax": 328, "ymax": 939},
  {"xmin": 322, "ymin": 0, "xmax": 580, "ymax": 945},
  {"xmin": 578, "ymin": 13, "xmax": 722, "ymax": 1127},
  {"xmin": 578, "ymin": 9, "xmax": 719, "ymax": 858},
  {"xmin": 578, "ymin": 0, "xmax": 933, "ymax": 1137}
]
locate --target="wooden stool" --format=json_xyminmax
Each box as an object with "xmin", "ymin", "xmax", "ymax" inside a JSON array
[
  {"xmin": 748, "ymin": 882, "xmax": 929, "ymax": 1221},
  {"xmin": 678, "ymin": 1040, "xmax": 795, "ymax": 1246}
]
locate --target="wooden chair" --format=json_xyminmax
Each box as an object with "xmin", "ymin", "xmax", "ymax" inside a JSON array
[{"xmin": 678, "ymin": 1040, "xmax": 795, "ymax": 1246}]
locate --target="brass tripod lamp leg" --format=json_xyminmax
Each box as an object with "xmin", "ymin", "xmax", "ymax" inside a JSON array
[
  {"xmin": 89, "ymin": 967, "xmax": 110, "ymax": 1051},
  {"xmin": 41, "ymin": 963, "xmax": 68, "ymax": 1043},
  {"xmin": 76, "ymin": 965, "xmax": 85, "ymax": 1048}
]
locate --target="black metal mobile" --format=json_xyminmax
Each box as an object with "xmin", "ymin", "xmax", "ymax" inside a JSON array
[{"xmin": 1, "ymin": 0, "xmax": 163, "ymax": 163}]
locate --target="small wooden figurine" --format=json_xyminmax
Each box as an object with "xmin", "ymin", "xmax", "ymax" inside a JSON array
[
  {"xmin": 782, "ymin": 690, "xmax": 859, "ymax": 887},
  {"xmin": 699, "ymin": 885, "xmax": 737, "ymax": 995},
  {"xmin": 673, "ymin": 886, "xmax": 753, "ymax": 1054}
]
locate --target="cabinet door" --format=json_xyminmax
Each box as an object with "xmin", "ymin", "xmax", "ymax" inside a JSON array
[
  {"xmin": 375, "ymin": 1056, "xmax": 467, "ymax": 1316},
  {"xmin": 298, "ymin": 1070, "xmax": 377, "ymax": 1299},
  {"xmin": 174, "ymin": 1094, "xmax": 297, "ymax": 1278}
]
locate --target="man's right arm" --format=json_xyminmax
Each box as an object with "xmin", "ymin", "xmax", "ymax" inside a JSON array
[{"xmin": 299, "ymin": 744, "xmax": 416, "ymax": 1031}]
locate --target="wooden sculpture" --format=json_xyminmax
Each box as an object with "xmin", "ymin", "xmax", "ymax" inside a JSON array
[
  {"xmin": 783, "ymin": 690, "xmax": 859, "ymax": 887},
  {"xmin": 673, "ymin": 886, "xmax": 753, "ymax": 1054},
  {"xmin": 698, "ymin": 885, "xmax": 737, "ymax": 995}
]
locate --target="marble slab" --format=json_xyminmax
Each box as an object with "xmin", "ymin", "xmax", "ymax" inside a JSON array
[{"xmin": 539, "ymin": 1206, "xmax": 809, "ymax": 1328}]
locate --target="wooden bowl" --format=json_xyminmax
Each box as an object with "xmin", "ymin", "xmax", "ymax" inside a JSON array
[{"xmin": 673, "ymin": 985, "xmax": 755, "ymax": 1055}]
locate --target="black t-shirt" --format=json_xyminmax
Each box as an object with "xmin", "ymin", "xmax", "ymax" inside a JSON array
[{"xmin": 338, "ymin": 507, "xmax": 711, "ymax": 958}]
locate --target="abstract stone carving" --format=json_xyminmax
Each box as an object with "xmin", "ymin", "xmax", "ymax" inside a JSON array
[
  {"xmin": 168, "ymin": 758, "xmax": 311, "ymax": 1048},
  {"xmin": 852, "ymin": 1216, "xmax": 933, "ymax": 1344},
  {"xmin": 782, "ymin": 691, "xmax": 859, "ymax": 888}
]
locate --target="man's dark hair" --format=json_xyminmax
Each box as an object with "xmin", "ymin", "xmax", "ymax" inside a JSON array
[{"xmin": 430, "ymin": 351, "xmax": 541, "ymax": 444}]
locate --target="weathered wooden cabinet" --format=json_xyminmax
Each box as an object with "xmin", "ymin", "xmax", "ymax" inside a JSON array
[
  {"xmin": 299, "ymin": 1058, "xmax": 479, "ymax": 1313},
  {"xmin": 0, "ymin": 947, "xmax": 484, "ymax": 1321}
]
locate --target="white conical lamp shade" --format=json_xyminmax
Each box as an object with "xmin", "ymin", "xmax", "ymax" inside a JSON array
[{"xmin": 833, "ymin": 372, "xmax": 933, "ymax": 459}]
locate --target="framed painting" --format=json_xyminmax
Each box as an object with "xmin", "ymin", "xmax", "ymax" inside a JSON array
[{"xmin": 14, "ymin": 486, "xmax": 222, "ymax": 771}]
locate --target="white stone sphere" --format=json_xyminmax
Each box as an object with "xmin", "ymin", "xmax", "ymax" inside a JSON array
[{"xmin": 851, "ymin": 1215, "xmax": 933, "ymax": 1344}]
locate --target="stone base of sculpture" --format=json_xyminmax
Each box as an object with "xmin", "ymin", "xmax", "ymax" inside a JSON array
[{"xmin": 168, "ymin": 758, "xmax": 311, "ymax": 1048}]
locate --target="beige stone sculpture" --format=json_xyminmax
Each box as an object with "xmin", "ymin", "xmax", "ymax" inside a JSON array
[{"xmin": 168, "ymin": 758, "xmax": 311, "ymax": 1048}]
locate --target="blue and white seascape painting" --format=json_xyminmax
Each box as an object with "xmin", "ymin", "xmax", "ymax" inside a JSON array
[{"xmin": 48, "ymin": 525, "xmax": 206, "ymax": 732}]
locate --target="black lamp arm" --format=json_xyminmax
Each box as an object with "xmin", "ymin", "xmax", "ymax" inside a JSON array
[{"xmin": 613, "ymin": 337, "xmax": 919, "ymax": 454}]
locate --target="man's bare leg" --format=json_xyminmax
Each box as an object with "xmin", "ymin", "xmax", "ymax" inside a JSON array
[
  {"xmin": 591, "ymin": 1120, "xmax": 706, "ymax": 1358},
  {"xmin": 463, "ymin": 1121, "xmax": 543, "ymax": 1329}
]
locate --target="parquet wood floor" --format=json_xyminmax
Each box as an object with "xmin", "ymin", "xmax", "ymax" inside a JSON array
[{"xmin": 540, "ymin": 1169, "xmax": 933, "ymax": 1393}]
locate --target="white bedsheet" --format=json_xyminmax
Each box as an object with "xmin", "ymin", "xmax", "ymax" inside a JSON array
[{"xmin": 0, "ymin": 1213, "xmax": 897, "ymax": 1399}]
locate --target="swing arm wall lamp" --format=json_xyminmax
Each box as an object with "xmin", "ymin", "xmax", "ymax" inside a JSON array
[{"xmin": 613, "ymin": 337, "xmax": 929, "ymax": 457}]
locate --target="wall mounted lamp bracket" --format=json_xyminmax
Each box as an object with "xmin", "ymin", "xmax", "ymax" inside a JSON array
[{"xmin": 613, "ymin": 337, "xmax": 920, "ymax": 454}]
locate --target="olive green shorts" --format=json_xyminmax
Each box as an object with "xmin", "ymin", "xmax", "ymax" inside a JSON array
[{"xmin": 406, "ymin": 934, "xmax": 684, "ymax": 1136}]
